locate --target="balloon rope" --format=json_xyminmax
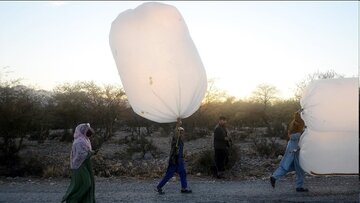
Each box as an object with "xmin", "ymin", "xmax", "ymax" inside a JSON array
[
  {"xmin": 175, "ymin": 118, "xmax": 182, "ymax": 148},
  {"xmin": 176, "ymin": 118, "xmax": 182, "ymax": 128}
]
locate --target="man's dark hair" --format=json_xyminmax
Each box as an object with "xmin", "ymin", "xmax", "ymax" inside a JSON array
[{"xmin": 219, "ymin": 116, "xmax": 226, "ymax": 121}]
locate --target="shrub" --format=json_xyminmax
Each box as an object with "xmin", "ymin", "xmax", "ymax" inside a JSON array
[
  {"xmin": 119, "ymin": 136, "xmax": 159, "ymax": 160},
  {"xmin": 191, "ymin": 149, "xmax": 215, "ymax": 176},
  {"xmin": 43, "ymin": 165, "xmax": 68, "ymax": 178},
  {"xmin": 190, "ymin": 146, "xmax": 240, "ymax": 176},
  {"xmin": 23, "ymin": 157, "xmax": 44, "ymax": 177},
  {"xmin": 229, "ymin": 130, "xmax": 249, "ymax": 142},
  {"xmin": 252, "ymin": 137, "xmax": 283, "ymax": 158},
  {"xmin": 226, "ymin": 146, "xmax": 239, "ymax": 170},
  {"xmin": 8, "ymin": 157, "xmax": 45, "ymax": 177},
  {"xmin": 60, "ymin": 129, "xmax": 73, "ymax": 142},
  {"xmin": 184, "ymin": 128, "xmax": 210, "ymax": 141},
  {"xmin": 91, "ymin": 154, "xmax": 112, "ymax": 177}
]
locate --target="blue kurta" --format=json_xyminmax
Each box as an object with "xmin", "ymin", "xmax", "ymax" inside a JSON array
[{"xmin": 272, "ymin": 132, "xmax": 305, "ymax": 188}]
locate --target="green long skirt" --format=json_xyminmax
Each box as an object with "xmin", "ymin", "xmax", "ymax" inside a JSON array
[{"xmin": 62, "ymin": 158, "xmax": 95, "ymax": 203}]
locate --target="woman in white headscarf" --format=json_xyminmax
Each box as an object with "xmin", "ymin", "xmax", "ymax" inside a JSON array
[{"xmin": 62, "ymin": 123, "xmax": 96, "ymax": 203}]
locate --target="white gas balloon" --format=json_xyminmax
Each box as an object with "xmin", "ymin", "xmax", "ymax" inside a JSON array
[
  {"xmin": 109, "ymin": 2, "xmax": 207, "ymax": 123},
  {"xmin": 299, "ymin": 77, "xmax": 359, "ymax": 175},
  {"xmin": 299, "ymin": 129, "xmax": 358, "ymax": 175},
  {"xmin": 300, "ymin": 78, "xmax": 358, "ymax": 132}
]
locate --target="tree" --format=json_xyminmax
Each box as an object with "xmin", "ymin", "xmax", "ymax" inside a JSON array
[
  {"xmin": 203, "ymin": 78, "xmax": 228, "ymax": 104},
  {"xmin": 250, "ymin": 83, "xmax": 279, "ymax": 135},
  {"xmin": 268, "ymin": 99, "xmax": 301, "ymax": 139},
  {"xmin": 230, "ymin": 100, "xmax": 263, "ymax": 128},
  {"xmin": 51, "ymin": 81, "xmax": 128, "ymax": 145},
  {"xmin": 251, "ymin": 83, "xmax": 279, "ymax": 112},
  {"xmin": 51, "ymin": 82, "xmax": 91, "ymax": 140},
  {"xmin": 0, "ymin": 82, "xmax": 45, "ymax": 171},
  {"xmin": 98, "ymin": 84, "xmax": 128, "ymax": 141},
  {"xmin": 187, "ymin": 78, "xmax": 229, "ymax": 131}
]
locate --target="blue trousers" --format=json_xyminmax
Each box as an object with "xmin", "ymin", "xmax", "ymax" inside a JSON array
[
  {"xmin": 272, "ymin": 155, "xmax": 305, "ymax": 188},
  {"xmin": 157, "ymin": 162, "xmax": 187, "ymax": 189}
]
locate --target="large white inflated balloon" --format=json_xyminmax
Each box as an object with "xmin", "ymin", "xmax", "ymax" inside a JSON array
[
  {"xmin": 299, "ymin": 129, "xmax": 358, "ymax": 175},
  {"xmin": 299, "ymin": 77, "xmax": 359, "ymax": 175},
  {"xmin": 300, "ymin": 78, "xmax": 358, "ymax": 132},
  {"xmin": 109, "ymin": 2, "xmax": 207, "ymax": 123}
]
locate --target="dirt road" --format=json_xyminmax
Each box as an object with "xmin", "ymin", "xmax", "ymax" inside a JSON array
[{"xmin": 0, "ymin": 175, "xmax": 358, "ymax": 203}]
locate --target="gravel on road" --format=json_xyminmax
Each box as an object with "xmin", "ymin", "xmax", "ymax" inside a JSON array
[{"xmin": 0, "ymin": 175, "xmax": 358, "ymax": 203}]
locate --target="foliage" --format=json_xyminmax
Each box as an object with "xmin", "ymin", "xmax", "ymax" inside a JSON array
[
  {"xmin": 51, "ymin": 81, "xmax": 128, "ymax": 144},
  {"xmin": 250, "ymin": 83, "xmax": 279, "ymax": 112},
  {"xmin": 191, "ymin": 149, "xmax": 215, "ymax": 175},
  {"xmin": 43, "ymin": 165, "xmax": 67, "ymax": 178},
  {"xmin": 0, "ymin": 81, "xmax": 48, "ymax": 171},
  {"xmin": 118, "ymin": 134, "xmax": 159, "ymax": 160},
  {"xmin": 226, "ymin": 146, "xmax": 240, "ymax": 170},
  {"xmin": 191, "ymin": 146, "xmax": 239, "ymax": 176},
  {"xmin": 122, "ymin": 109, "xmax": 155, "ymax": 136},
  {"xmin": 126, "ymin": 136, "xmax": 157, "ymax": 155},
  {"xmin": 252, "ymin": 137, "xmax": 284, "ymax": 158},
  {"xmin": 203, "ymin": 78, "xmax": 229, "ymax": 104},
  {"xmin": 184, "ymin": 128, "xmax": 211, "ymax": 141},
  {"xmin": 0, "ymin": 70, "xmax": 344, "ymax": 177}
]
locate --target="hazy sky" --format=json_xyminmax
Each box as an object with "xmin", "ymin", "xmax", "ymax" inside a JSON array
[{"xmin": 0, "ymin": 1, "xmax": 358, "ymax": 99}]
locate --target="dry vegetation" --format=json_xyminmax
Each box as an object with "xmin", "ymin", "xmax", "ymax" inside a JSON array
[
  {"xmin": 1, "ymin": 70, "xmax": 344, "ymax": 179},
  {"xmin": 3, "ymin": 127, "xmax": 287, "ymax": 181}
]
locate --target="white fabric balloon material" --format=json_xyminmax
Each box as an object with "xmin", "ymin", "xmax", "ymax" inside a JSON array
[
  {"xmin": 109, "ymin": 2, "xmax": 207, "ymax": 123},
  {"xmin": 299, "ymin": 129, "xmax": 358, "ymax": 175},
  {"xmin": 300, "ymin": 78, "xmax": 358, "ymax": 132},
  {"xmin": 299, "ymin": 78, "xmax": 359, "ymax": 175}
]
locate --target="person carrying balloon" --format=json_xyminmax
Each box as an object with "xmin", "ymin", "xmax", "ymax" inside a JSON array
[
  {"xmin": 270, "ymin": 111, "xmax": 309, "ymax": 192},
  {"xmin": 155, "ymin": 124, "xmax": 192, "ymax": 195},
  {"xmin": 62, "ymin": 123, "xmax": 96, "ymax": 203}
]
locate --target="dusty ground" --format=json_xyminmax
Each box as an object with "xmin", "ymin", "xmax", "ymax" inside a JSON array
[{"xmin": 0, "ymin": 175, "xmax": 358, "ymax": 203}]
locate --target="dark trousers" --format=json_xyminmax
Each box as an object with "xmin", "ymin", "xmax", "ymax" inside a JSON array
[{"xmin": 214, "ymin": 148, "xmax": 229, "ymax": 173}]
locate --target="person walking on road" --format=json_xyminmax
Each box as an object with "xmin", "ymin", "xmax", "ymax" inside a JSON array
[
  {"xmin": 270, "ymin": 111, "xmax": 309, "ymax": 192},
  {"xmin": 62, "ymin": 123, "xmax": 96, "ymax": 203},
  {"xmin": 155, "ymin": 125, "xmax": 192, "ymax": 195}
]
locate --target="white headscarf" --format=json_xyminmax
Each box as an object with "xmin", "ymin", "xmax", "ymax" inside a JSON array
[{"xmin": 70, "ymin": 123, "xmax": 93, "ymax": 169}]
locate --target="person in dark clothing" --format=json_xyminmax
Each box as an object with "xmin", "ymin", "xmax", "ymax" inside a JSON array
[
  {"xmin": 213, "ymin": 116, "xmax": 232, "ymax": 178},
  {"xmin": 155, "ymin": 126, "xmax": 192, "ymax": 195}
]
